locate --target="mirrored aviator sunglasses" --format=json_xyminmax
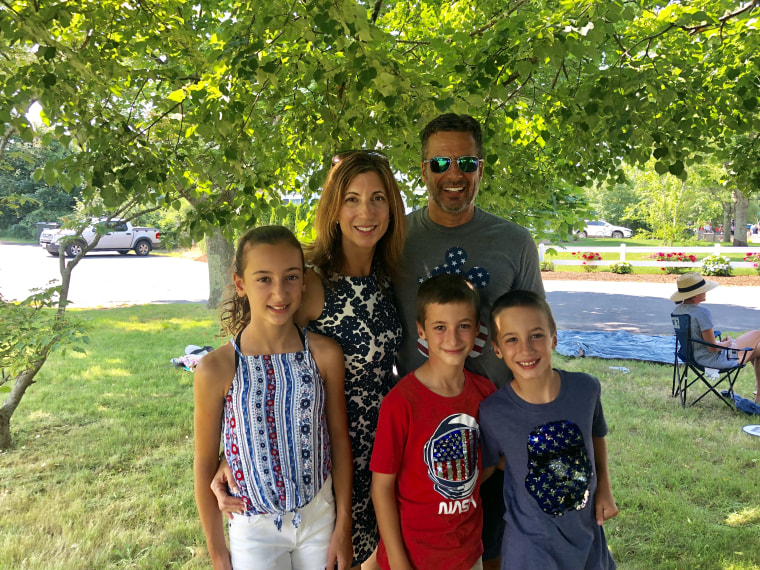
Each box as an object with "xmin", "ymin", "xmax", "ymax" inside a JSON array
[
  {"xmin": 331, "ymin": 150, "xmax": 390, "ymax": 167},
  {"xmin": 425, "ymin": 156, "xmax": 482, "ymax": 174}
]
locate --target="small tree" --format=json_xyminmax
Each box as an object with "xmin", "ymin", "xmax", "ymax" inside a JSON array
[{"xmin": 0, "ymin": 288, "xmax": 88, "ymax": 449}]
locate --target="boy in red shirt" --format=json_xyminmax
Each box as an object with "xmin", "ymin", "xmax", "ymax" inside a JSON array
[{"xmin": 370, "ymin": 274, "xmax": 496, "ymax": 570}]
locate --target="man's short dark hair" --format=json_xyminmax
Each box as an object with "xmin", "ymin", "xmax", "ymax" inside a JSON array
[
  {"xmin": 416, "ymin": 274, "xmax": 480, "ymax": 326},
  {"xmin": 421, "ymin": 113, "xmax": 483, "ymax": 160},
  {"xmin": 490, "ymin": 290, "xmax": 557, "ymax": 338}
]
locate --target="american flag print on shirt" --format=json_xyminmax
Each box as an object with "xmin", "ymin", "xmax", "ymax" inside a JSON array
[
  {"xmin": 416, "ymin": 246, "xmax": 491, "ymax": 358},
  {"xmin": 424, "ymin": 413, "xmax": 480, "ymax": 501}
]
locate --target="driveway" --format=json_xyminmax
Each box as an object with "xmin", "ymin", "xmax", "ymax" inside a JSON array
[{"xmin": 0, "ymin": 243, "xmax": 209, "ymax": 308}]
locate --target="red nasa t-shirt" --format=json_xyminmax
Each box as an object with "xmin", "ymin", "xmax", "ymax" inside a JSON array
[{"xmin": 370, "ymin": 370, "xmax": 496, "ymax": 570}]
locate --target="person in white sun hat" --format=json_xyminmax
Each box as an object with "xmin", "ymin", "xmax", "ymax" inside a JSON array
[{"xmin": 671, "ymin": 272, "xmax": 760, "ymax": 403}]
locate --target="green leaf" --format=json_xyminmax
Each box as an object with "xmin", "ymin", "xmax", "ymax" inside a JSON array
[
  {"xmin": 43, "ymin": 165, "xmax": 57, "ymax": 186},
  {"xmin": 59, "ymin": 173, "xmax": 74, "ymax": 192},
  {"xmin": 42, "ymin": 73, "xmax": 57, "ymax": 88},
  {"xmin": 167, "ymin": 89, "xmax": 187, "ymax": 102},
  {"xmin": 654, "ymin": 161, "xmax": 668, "ymax": 175},
  {"xmin": 668, "ymin": 160, "xmax": 684, "ymax": 176},
  {"xmin": 375, "ymin": 72, "xmax": 396, "ymax": 97},
  {"xmin": 358, "ymin": 67, "xmax": 377, "ymax": 86}
]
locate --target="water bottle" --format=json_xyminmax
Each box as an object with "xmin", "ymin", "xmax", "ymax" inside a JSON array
[{"xmin": 609, "ymin": 366, "xmax": 630, "ymax": 373}]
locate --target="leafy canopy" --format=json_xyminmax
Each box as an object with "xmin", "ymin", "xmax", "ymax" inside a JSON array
[{"xmin": 1, "ymin": 0, "xmax": 759, "ymax": 240}]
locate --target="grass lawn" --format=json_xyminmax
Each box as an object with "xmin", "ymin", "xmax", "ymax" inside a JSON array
[{"xmin": 1, "ymin": 304, "xmax": 759, "ymax": 569}]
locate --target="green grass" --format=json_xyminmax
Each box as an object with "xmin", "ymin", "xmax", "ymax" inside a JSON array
[
  {"xmin": 2, "ymin": 304, "xmax": 760, "ymax": 569},
  {"xmin": 0, "ymin": 304, "xmax": 221, "ymax": 569},
  {"xmin": 0, "ymin": 234, "xmax": 37, "ymax": 244}
]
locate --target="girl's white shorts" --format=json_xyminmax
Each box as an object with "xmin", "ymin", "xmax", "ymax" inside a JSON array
[{"xmin": 228, "ymin": 474, "xmax": 335, "ymax": 570}]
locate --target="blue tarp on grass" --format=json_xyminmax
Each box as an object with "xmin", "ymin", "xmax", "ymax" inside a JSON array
[{"xmin": 556, "ymin": 330, "xmax": 675, "ymax": 364}]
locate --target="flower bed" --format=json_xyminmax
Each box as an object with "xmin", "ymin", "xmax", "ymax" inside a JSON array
[
  {"xmin": 572, "ymin": 251, "xmax": 602, "ymax": 272},
  {"xmin": 651, "ymin": 251, "xmax": 697, "ymax": 274},
  {"xmin": 744, "ymin": 252, "xmax": 760, "ymax": 275},
  {"xmin": 701, "ymin": 253, "xmax": 732, "ymax": 276}
]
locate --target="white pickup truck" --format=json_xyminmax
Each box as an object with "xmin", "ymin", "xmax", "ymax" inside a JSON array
[{"xmin": 39, "ymin": 219, "xmax": 161, "ymax": 257}]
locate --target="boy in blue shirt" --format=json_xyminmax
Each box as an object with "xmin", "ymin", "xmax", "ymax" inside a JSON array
[{"xmin": 479, "ymin": 290, "xmax": 618, "ymax": 569}]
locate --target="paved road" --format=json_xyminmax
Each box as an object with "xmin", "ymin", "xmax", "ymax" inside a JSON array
[
  {"xmin": 545, "ymin": 280, "xmax": 760, "ymax": 335},
  {"xmin": 0, "ymin": 243, "xmax": 209, "ymax": 308},
  {"xmin": 2, "ymin": 243, "xmax": 759, "ymax": 334}
]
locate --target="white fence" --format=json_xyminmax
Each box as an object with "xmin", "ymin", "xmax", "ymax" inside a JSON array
[{"xmin": 538, "ymin": 243, "xmax": 760, "ymax": 269}]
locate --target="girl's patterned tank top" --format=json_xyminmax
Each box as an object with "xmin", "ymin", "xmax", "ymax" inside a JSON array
[{"xmin": 223, "ymin": 328, "xmax": 331, "ymax": 529}]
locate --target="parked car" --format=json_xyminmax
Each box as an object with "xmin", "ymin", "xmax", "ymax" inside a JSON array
[
  {"xmin": 578, "ymin": 220, "xmax": 632, "ymax": 239},
  {"xmin": 39, "ymin": 218, "xmax": 161, "ymax": 257}
]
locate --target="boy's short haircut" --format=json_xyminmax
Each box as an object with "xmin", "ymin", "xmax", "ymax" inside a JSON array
[
  {"xmin": 490, "ymin": 290, "xmax": 557, "ymax": 337},
  {"xmin": 416, "ymin": 274, "xmax": 480, "ymax": 326}
]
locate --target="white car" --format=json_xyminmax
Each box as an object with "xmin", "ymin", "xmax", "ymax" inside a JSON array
[{"xmin": 578, "ymin": 220, "xmax": 632, "ymax": 239}]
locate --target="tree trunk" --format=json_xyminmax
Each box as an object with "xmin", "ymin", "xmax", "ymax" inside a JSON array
[
  {"xmin": 0, "ymin": 359, "xmax": 47, "ymax": 449},
  {"xmin": 732, "ymin": 189, "xmax": 749, "ymax": 247},
  {"xmin": 722, "ymin": 202, "xmax": 733, "ymax": 244},
  {"xmin": 205, "ymin": 228, "xmax": 235, "ymax": 309}
]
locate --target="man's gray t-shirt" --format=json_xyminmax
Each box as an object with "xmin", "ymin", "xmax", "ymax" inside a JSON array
[{"xmin": 395, "ymin": 206, "xmax": 545, "ymax": 387}]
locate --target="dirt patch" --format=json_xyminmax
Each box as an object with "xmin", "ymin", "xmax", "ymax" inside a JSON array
[{"xmin": 540, "ymin": 271, "xmax": 760, "ymax": 287}]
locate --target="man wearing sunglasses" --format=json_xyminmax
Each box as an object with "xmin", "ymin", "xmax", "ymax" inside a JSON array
[{"xmin": 393, "ymin": 113, "xmax": 545, "ymax": 569}]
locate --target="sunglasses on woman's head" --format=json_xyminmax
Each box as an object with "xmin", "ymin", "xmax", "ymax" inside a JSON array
[
  {"xmin": 424, "ymin": 156, "xmax": 482, "ymax": 174},
  {"xmin": 331, "ymin": 150, "xmax": 389, "ymax": 166}
]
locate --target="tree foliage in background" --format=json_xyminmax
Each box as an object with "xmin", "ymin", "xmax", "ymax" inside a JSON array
[
  {"xmin": 587, "ymin": 160, "xmax": 731, "ymax": 243},
  {"xmin": 0, "ymin": 136, "xmax": 78, "ymax": 238}
]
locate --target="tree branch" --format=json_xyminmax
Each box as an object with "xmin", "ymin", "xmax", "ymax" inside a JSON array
[
  {"xmin": 125, "ymin": 102, "xmax": 182, "ymax": 144},
  {"xmin": 371, "ymin": 0, "xmax": 383, "ymax": 24}
]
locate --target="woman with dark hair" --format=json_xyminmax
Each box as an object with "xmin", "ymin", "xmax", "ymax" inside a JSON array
[{"xmin": 297, "ymin": 151, "xmax": 406, "ymax": 569}]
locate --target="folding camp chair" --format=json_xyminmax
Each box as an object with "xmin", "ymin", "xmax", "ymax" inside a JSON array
[{"xmin": 671, "ymin": 314, "xmax": 751, "ymax": 408}]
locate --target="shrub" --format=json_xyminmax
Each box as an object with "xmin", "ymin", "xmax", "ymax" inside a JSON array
[
  {"xmin": 539, "ymin": 261, "xmax": 555, "ymax": 272},
  {"xmin": 701, "ymin": 253, "xmax": 732, "ymax": 276},
  {"xmin": 609, "ymin": 261, "xmax": 633, "ymax": 274},
  {"xmin": 743, "ymin": 252, "xmax": 760, "ymax": 275},
  {"xmin": 572, "ymin": 251, "xmax": 602, "ymax": 273},
  {"xmin": 651, "ymin": 251, "xmax": 697, "ymax": 274}
]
